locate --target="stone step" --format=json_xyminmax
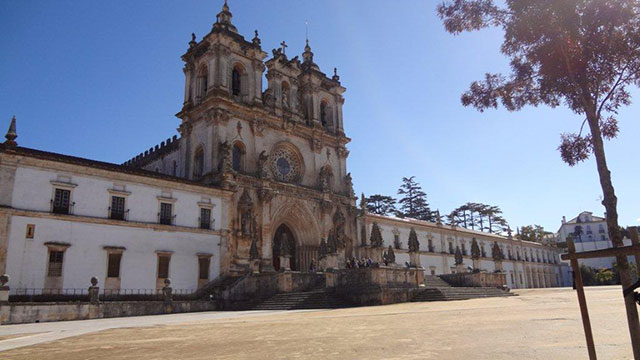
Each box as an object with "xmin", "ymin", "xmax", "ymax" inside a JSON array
[
  {"xmin": 412, "ymin": 286, "xmax": 516, "ymax": 302},
  {"xmin": 250, "ymin": 286, "xmax": 352, "ymax": 310}
]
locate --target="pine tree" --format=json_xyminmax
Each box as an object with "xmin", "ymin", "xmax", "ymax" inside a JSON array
[
  {"xmin": 365, "ymin": 194, "xmax": 397, "ymax": 216},
  {"xmin": 397, "ymin": 176, "xmax": 433, "ymax": 221}
]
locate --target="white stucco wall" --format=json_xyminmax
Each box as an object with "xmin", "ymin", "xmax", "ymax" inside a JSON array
[
  {"xmin": 360, "ymin": 215, "xmax": 563, "ymax": 289},
  {"xmin": 3, "ymin": 162, "xmax": 227, "ymax": 293},
  {"xmin": 6, "ymin": 216, "xmax": 221, "ymax": 292}
]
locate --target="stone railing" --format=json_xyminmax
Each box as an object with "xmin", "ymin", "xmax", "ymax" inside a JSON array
[{"xmin": 440, "ymin": 272, "xmax": 506, "ymax": 288}]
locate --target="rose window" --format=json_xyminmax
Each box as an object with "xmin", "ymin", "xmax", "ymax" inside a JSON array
[{"xmin": 270, "ymin": 146, "xmax": 301, "ymax": 183}]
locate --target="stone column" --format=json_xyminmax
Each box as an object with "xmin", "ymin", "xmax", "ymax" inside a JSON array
[
  {"xmin": 472, "ymin": 259, "xmax": 480, "ymax": 271},
  {"xmin": 409, "ymin": 252, "xmax": 421, "ymax": 268},
  {"xmin": 325, "ymin": 253, "xmax": 338, "ymax": 271}
]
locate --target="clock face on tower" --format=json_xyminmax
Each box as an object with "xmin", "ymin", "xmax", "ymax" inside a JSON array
[{"xmin": 270, "ymin": 145, "xmax": 302, "ymax": 183}]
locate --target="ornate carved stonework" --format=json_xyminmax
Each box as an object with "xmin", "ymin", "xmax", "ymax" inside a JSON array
[
  {"xmin": 336, "ymin": 146, "xmax": 349, "ymax": 159},
  {"xmin": 249, "ymin": 116, "xmax": 266, "ymax": 136},
  {"xmin": 318, "ymin": 165, "xmax": 332, "ymax": 192},
  {"xmin": 219, "ymin": 141, "xmax": 234, "ymax": 174}
]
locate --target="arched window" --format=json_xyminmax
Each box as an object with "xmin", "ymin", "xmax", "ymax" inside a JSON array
[
  {"xmin": 193, "ymin": 146, "xmax": 204, "ymax": 178},
  {"xmin": 232, "ymin": 66, "xmax": 242, "ymax": 97},
  {"xmin": 320, "ymin": 100, "xmax": 328, "ymax": 127},
  {"xmin": 232, "ymin": 142, "xmax": 245, "ymax": 172},
  {"xmin": 197, "ymin": 67, "xmax": 208, "ymax": 100}
]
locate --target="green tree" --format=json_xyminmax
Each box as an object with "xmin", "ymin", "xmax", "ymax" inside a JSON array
[
  {"xmin": 365, "ymin": 194, "xmax": 397, "ymax": 216},
  {"xmin": 438, "ymin": 0, "xmax": 640, "ymax": 348},
  {"xmin": 580, "ymin": 265, "xmax": 597, "ymax": 286},
  {"xmin": 595, "ymin": 268, "xmax": 615, "ymax": 285},
  {"xmin": 519, "ymin": 225, "xmax": 552, "ymax": 243},
  {"xmin": 397, "ymin": 176, "xmax": 433, "ymax": 221}
]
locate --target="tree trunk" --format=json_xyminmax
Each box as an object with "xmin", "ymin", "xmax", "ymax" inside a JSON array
[{"xmin": 586, "ymin": 111, "xmax": 640, "ymax": 358}]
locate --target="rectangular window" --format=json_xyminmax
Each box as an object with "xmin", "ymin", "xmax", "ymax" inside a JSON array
[
  {"xmin": 48, "ymin": 251, "xmax": 64, "ymax": 277},
  {"xmin": 200, "ymin": 208, "xmax": 211, "ymax": 229},
  {"xmin": 26, "ymin": 224, "xmax": 35, "ymax": 239},
  {"xmin": 107, "ymin": 253, "xmax": 122, "ymax": 278},
  {"xmin": 198, "ymin": 257, "xmax": 210, "ymax": 280},
  {"xmin": 158, "ymin": 255, "xmax": 170, "ymax": 278},
  {"xmin": 110, "ymin": 196, "xmax": 126, "ymax": 220},
  {"xmin": 52, "ymin": 188, "xmax": 71, "ymax": 214},
  {"xmin": 160, "ymin": 203, "xmax": 173, "ymax": 225}
]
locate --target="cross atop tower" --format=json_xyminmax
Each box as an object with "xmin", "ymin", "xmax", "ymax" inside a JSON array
[{"xmin": 280, "ymin": 41, "xmax": 288, "ymax": 55}]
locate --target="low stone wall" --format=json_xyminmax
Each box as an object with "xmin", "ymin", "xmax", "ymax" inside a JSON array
[
  {"xmin": 0, "ymin": 300, "xmax": 216, "ymax": 325},
  {"xmin": 440, "ymin": 272, "xmax": 507, "ymax": 288},
  {"xmin": 327, "ymin": 266, "xmax": 424, "ymax": 306}
]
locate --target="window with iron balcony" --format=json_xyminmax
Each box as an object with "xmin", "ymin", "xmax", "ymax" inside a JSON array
[{"xmin": 52, "ymin": 188, "xmax": 72, "ymax": 215}]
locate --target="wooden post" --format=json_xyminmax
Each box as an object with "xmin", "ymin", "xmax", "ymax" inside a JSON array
[
  {"xmin": 629, "ymin": 227, "xmax": 640, "ymax": 278},
  {"xmin": 568, "ymin": 237, "xmax": 597, "ymax": 360}
]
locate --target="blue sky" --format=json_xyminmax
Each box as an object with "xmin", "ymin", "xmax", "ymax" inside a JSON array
[{"xmin": 1, "ymin": 1, "xmax": 638, "ymax": 232}]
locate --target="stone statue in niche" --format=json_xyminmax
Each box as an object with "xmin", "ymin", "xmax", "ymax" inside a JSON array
[
  {"xmin": 345, "ymin": 173, "xmax": 355, "ymax": 197},
  {"xmin": 279, "ymin": 232, "xmax": 291, "ymax": 257},
  {"xmin": 238, "ymin": 191, "xmax": 254, "ymax": 237},
  {"xmin": 333, "ymin": 209, "xmax": 346, "ymax": 249},
  {"xmin": 318, "ymin": 166, "xmax": 331, "ymax": 192},
  {"xmin": 326, "ymin": 230, "xmax": 337, "ymax": 254},
  {"xmin": 249, "ymin": 238, "xmax": 259, "ymax": 260},
  {"xmin": 257, "ymin": 150, "xmax": 271, "ymax": 179},
  {"xmin": 262, "ymin": 88, "xmax": 275, "ymax": 108}
]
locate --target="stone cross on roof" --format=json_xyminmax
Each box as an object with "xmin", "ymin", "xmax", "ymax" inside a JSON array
[{"xmin": 280, "ymin": 41, "xmax": 288, "ymax": 55}]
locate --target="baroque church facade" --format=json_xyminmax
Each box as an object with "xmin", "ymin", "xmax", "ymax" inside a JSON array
[{"xmin": 0, "ymin": 2, "xmax": 565, "ymax": 295}]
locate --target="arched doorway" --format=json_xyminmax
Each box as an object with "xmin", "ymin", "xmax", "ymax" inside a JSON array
[{"xmin": 273, "ymin": 224, "xmax": 297, "ymax": 271}]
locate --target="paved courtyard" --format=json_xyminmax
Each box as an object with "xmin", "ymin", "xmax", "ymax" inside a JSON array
[{"xmin": 0, "ymin": 286, "xmax": 635, "ymax": 359}]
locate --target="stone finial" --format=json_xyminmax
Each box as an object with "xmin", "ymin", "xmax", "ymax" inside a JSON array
[
  {"xmin": 214, "ymin": 0, "xmax": 238, "ymax": 33},
  {"xmin": 360, "ymin": 193, "xmax": 367, "ymax": 214},
  {"xmin": 471, "ymin": 238, "xmax": 481, "ymax": 260},
  {"xmin": 408, "ymin": 228, "xmax": 420, "ymax": 253},
  {"xmin": 302, "ymin": 39, "xmax": 314, "ymax": 64},
  {"xmin": 189, "ymin": 33, "xmax": 197, "ymax": 48},
  {"xmin": 252, "ymin": 30, "xmax": 261, "ymax": 46},
  {"xmin": 163, "ymin": 278, "xmax": 172, "ymax": 287},
  {"xmin": 454, "ymin": 246, "xmax": 463, "ymax": 265},
  {"xmin": 386, "ymin": 245, "xmax": 396, "ymax": 264},
  {"xmin": 492, "ymin": 241, "xmax": 504, "ymax": 262},
  {"xmin": 369, "ymin": 222, "xmax": 384, "ymax": 248},
  {"xmin": 4, "ymin": 116, "xmax": 17, "ymax": 147},
  {"xmin": 90, "ymin": 276, "xmax": 99, "ymax": 287},
  {"xmin": 332, "ymin": 67, "xmax": 340, "ymax": 81}
]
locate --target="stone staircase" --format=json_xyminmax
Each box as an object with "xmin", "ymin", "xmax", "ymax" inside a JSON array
[
  {"xmin": 250, "ymin": 285, "xmax": 353, "ymax": 310},
  {"xmin": 412, "ymin": 275, "xmax": 516, "ymax": 302}
]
